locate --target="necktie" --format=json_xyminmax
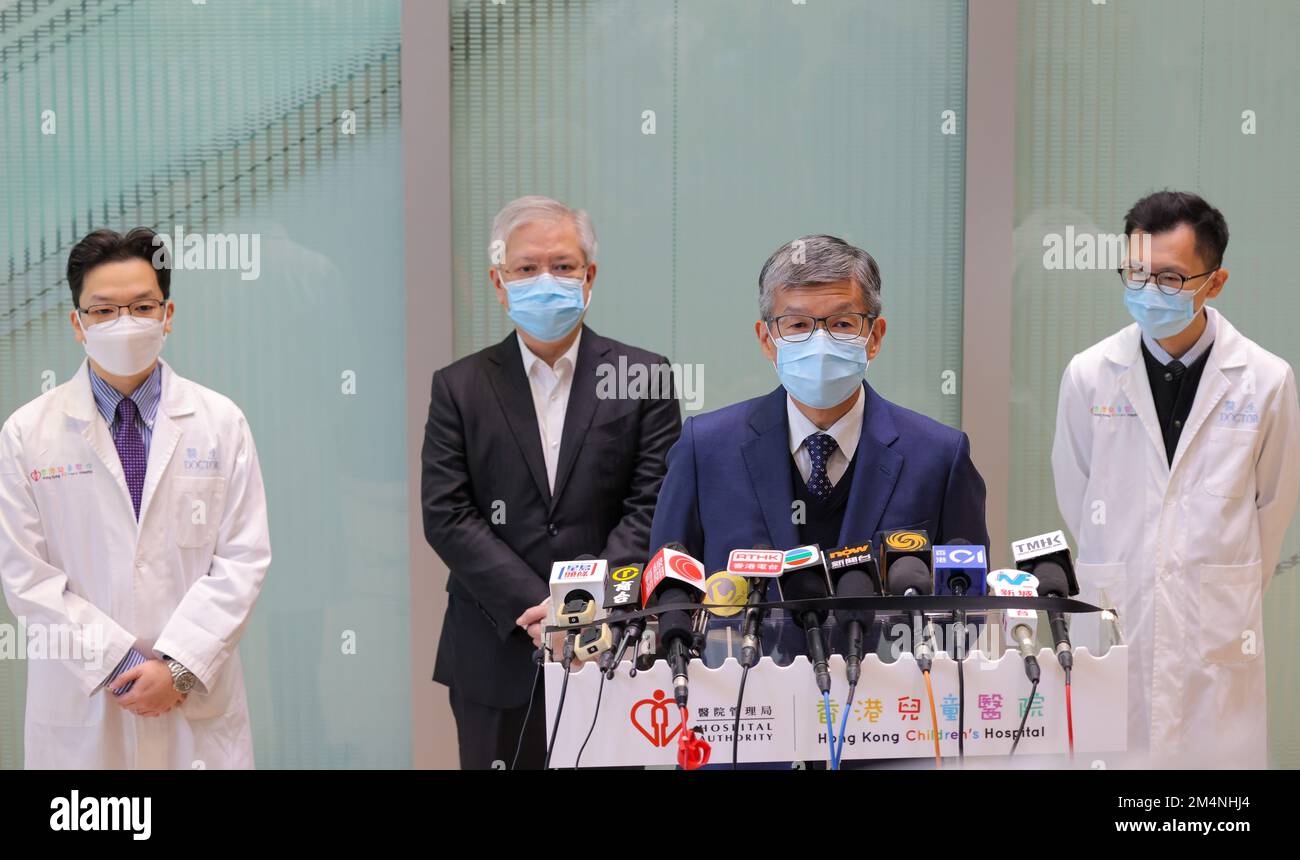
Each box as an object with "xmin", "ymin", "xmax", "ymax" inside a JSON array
[
  {"xmin": 804, "ymin": 432, "xmax": 838, "ymax": 501},
  {"xmin": 114, "ymin": 397, "xmax": 146, "ymax": 519}
]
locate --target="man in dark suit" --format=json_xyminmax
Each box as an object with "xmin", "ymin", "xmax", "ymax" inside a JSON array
[
  {"xmin": 651, "ymin": 234, "xmax": 988, "ymax": 584},
  {"xmin": 422, "ymin": 197, "xmax": 681, "ymax": 770}
]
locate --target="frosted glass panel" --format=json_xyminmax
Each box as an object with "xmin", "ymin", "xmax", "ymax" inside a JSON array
[
  {"xmin": 451, "ymin": 0, "xmax": 968, "ymax": 424},
  {"xmin": 0, "ymin": 0, "xmax": 407, "ymax": 768},
  {"xmin": 1012, "ymin": 0, "xmax": 1300, "ymax": 766}
]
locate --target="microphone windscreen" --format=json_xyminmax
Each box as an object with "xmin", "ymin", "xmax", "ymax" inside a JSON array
[
  {"xmin": 654, "ymin": 586, "xmax": 696, "ymax": 646},
  {"xmin": 1034, "ymin": 561, "xmax": 1071, "ymax": 597},
  {"xmin": 889, "ymin": 556, "xmax": 934, "ymax": 595},
  {"xmin": 782, "ymin": 569, "xmax": 829, "ymax": 629},
  {"xmin": 834, "ymin": 568, "xmax": 877, "ymax": 625}
]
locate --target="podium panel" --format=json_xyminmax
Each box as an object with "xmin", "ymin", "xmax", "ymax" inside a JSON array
[{"xmin": 544, "ymin": 647, "xmax": 1126, "ymax": 768}]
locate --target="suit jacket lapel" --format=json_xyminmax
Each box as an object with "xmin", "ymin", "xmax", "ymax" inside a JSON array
[
  {"xmin": 741, "ymin": 387, "xmax": 800, "ymax": 550},
  {"xmin": 486, "ymin": 333, "xmax": 551, "ymax": 503},
  {"xmin": 550, "ymin": 327, "xmax": 608, "ymax": 513},
  {"xmin": 838, "ymin": 383, "xmax": 903, "ymax": 546}
]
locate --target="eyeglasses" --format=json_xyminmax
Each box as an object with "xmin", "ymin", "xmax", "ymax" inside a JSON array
[
  {"xmin": 77, "ymin": 299, "xmax": 167, "ymax": 325},
  {"xmin": 499, "ymin": 262, "xmax": 587, "ymax": 280},
  {"xmin": 765, "ymin": 312, "xmax": 874, "ymax": 343},
  {"xmin": 1118, "ymin": 266, "xmax": 1217, "ymax": 296}
]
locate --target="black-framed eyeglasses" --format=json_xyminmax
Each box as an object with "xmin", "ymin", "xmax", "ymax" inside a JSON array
[
  {"xmin": 765, "ymin": 312, "xmax": 875, "ymax": 343},
  {"xmin": 77, "ymin": 299, "xmax": 167, "ymax": 325},
  {"xmin": 1118, "ymin": 266, "xmax": 1217, "ymax": 296}
]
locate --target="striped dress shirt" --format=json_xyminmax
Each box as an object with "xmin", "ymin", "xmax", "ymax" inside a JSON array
[{"xmin": 90, "ymin": 363, "xmax": 163, "ymax": 695}]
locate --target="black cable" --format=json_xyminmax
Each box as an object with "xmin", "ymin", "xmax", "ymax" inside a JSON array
[
  {"xmin": 957, "ymin": 650, "xmax": 965, "ymax": 761},
  {"xmin": 543, "ymin": 660, "xmax": 572, "ymax": 770},
  {"xmin": 731, "ymin": 664, "xmax": 750, "ymax": 770},
  {"xmin": 1009, "ymin": 678, "xmax": 1039, "ymax": 756},
  {"xmin": 950, "ymin": 587, "xmax": 968, "ymax": 763},
  {"xmin": 511, "ymin": 658, "xmax": 542, "ymax": 771},
  {"xmin": 574, "ymin": 672, "xmax": 606, "ymax": 770}
]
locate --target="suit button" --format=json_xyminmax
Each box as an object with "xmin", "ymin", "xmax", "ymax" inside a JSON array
[{"xmin": 547, "ymin": 523, "xmax": 559, "ymax": 537}]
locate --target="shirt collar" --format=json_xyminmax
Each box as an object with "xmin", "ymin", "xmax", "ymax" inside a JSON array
[
  {"xmin": 787, "ymin": 385, "xmax": 864, "ymax": 462},
  {"xmin": 518, "ymin": 329, "xmax": 582, "ymax": 379},
  {"xmin": 88, "ymin": 363, "xmax": 163, "ymax": 429},
  {"xmin": 1142, "ymin": 305, "xmax": 1218, "ymax": 367}
]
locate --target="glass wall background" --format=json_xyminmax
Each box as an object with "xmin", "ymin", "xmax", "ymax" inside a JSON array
[
  {"xmin": 1011, "ymin": 0, "xmax": 1300, "ymax": 767},
  {"xmin": 0, "ymin": 0, "xmax": 409, "ymax": 768},
  {"xmin": 450, "ymin": 0, "xmax": 968, "ymax": 424}
]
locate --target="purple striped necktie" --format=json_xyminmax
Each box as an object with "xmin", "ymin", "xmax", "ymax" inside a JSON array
[{"xmin": 114, "ymin": 397, "xmax": 146, "ymax": 519}]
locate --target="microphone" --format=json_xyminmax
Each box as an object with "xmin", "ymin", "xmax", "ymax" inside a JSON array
[
  {"xmin": 601, "ymin": 563, "xmax": 645, "ymax": 677},
  {"xmin": 547, "ymin": 556, "xmax": 609, "ymax": 668},
  {"xmin": 779, "ymin": 545, "xmax": 833, "ymax": 695},
  {"xmin": 642, "ymin": 542, "xmax": 707, "ymax": 708},
  {"xmin": 542, "ymin": 555, "xmax": 606, "ymax": 770},
  {"xmin": 934, "ymin": 541, "xmax": 986, "ymax": 761},
  {"xmin": 987, "ymin": 569, "xmax": 1042, "ymax": 684},
  {"xmin": 726, "ymin": 546, "xmax": 785, "ymax": 668},
  {"xmin": 879, "ymin": 530, "xmax": 935, "ymax": 672},
  {"xmin": 701, "ymin": 571, "xmax": 749, "ymax": 654},
  {"xmin": 933, "ymin": 541, "xmax": 988, "ymax": 659},
  {"xmin": 824, "ymin": 542, "xmax": 881, "ymax": 687},
  {"xmin": 573, "ymin": 623, "xmax": 616, "ymax": 660},
  {"xmin": 1011, "ymin": 530, "xmax": 1080, "ymax": 672},
  {"xmin": 703, "ymin": 571, "xmax": 750, "ymax": 618}
]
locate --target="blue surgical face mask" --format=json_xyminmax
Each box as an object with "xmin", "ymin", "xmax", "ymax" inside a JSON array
[
  {"xmin": 1123, "ymin": 279, "xmax": 1210, "ymax": 340},
  {"xmin": 774, "ymin": 330, "xmax": 870, "ymax": 409},
  {"xmin": 503, "ymin": 272, "xmax": 588, "ymax": 342}
]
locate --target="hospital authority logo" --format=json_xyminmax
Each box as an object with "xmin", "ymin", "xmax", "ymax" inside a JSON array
[
  {"xmin": 30, "ymin": 463, "xmax": 94, "ymax": 482},
  {"xmin": 1219, "ymin": 400, "xmax": 1260, "ymax": 425},
  {"xmin": 1090, "ymin": 404, "xmax": 1137, "ymax": 418},
  {"xmin": 630, "ymin": 690, "xmax": 684, "ymax": 748},
  {"xmin": 630, "ymin": 691, "xmax": 777, "ymax": 748}
]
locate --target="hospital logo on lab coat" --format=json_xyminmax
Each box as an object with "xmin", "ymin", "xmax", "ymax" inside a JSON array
[
  {"xmin": 29, "ymin": 463, "xmax": 94, "ymax": 482},
  {"xmin": 1090, "ymin": 404, "xmax": 1137, "ymax": 418}
]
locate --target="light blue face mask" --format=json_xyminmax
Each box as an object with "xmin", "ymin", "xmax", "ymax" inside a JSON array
[
  {"xmin": 504, "ymin": 273, "xmax": 588, "ymax": 342},
  {"xmin": 774, "ymin": 330, "xmax": 870, "ymax": 409},
  {"xmin": 1123, "ymin": 278, "xmax": 1211, "ymax": 340}
]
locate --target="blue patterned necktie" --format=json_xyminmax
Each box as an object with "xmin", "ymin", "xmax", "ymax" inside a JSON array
[
  {"xmin": 804, "ymin": 432, "xmax": 838, "ymax": 501},
  {"xmin": 114, "ymin": 397, "xmax": 146, "ymax": 519}
]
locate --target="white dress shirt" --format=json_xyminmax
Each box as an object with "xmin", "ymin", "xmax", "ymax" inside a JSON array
[
  {"xmin": 518, "ymin": 330, "xmax": 582, "ymax": 493},
  {"xmin": 1142, "ymin": 305, "xmax": 1218, "ymax": 366},
  {"xmin": 786, "ymin": 386, "xmax": 864, "ymax": 488}
]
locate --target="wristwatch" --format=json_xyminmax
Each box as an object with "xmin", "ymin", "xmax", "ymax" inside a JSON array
[{"xmin": 165, "ymin": 658, "xmax": 197, "ymax": 694}]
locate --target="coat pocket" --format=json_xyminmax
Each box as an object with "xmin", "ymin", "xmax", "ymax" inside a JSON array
[
  {"xmin": 172, "ymin": 477, "xmax": 226, "ymax": 549},
  {"xmin": 1073, "ymin": 561, "xmax": 1127, "ymax": 652},
  {"xmin": 1196, "ymin": 561, "xmax": 1263, "ymax": 664},
  {"xmin": 26, "ymin": 658, "xmax": 103, "ymax": 727},
  {"xmin": 1200, "ymin": 429, "xmax": 1258, "ymax": 499}
]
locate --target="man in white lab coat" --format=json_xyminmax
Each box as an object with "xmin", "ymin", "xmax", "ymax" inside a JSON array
[
  {"xmin": 0, "ymin": 228, "xmax": 271, "ymax": 769},
  {"xmin": 1052, "ymin": 191, "xmax": 1300, "ymax": 768}
]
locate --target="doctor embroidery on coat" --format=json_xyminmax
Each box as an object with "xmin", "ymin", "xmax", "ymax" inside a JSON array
[{"xmin": 0, "ymin": 228, "xmax": 271, "ymax": 769}]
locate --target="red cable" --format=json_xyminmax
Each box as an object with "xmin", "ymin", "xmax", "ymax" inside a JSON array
[
  {"xmin": 1065, "ymin": 680, "xmax": 1075, "ymax": 760},
  {"xmin": 677, "ymin": 706, "xmax": 712, "ymax": 770}
]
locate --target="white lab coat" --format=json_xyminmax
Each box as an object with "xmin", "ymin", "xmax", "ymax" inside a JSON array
[
  {"xmin": 1052, "ymin": 310, "xmax": 1300, "ymax": 768},
  {"xmin": 0, "ymin": 359, "xmax": 271, "ymax": 769}
]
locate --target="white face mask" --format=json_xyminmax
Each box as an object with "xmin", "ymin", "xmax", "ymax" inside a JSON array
[{"xmin": 78, "ymin": 314, "xmax": 168, "ymax": 376}]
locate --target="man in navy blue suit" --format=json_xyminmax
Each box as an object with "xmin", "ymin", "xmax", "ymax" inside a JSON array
[{"xmin": 650, "ymin": 234, "xmax": 989, "ymax": 573}]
